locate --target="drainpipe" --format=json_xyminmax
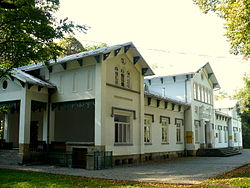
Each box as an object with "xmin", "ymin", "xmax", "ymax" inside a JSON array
[{"xmin": 183, "ymin": 77, "xmax": 188, "ymax": 156}]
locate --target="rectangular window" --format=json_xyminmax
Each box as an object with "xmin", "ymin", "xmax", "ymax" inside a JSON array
[
  {"xmin": 218, "ymin": 126, "xmax": 222, "ymax": 143},
  {"xmin": 162, "ymin": 87, "xmax": 166, "ymax": 97},
  {"xmin": 201, "ymin": 87, "xmax": 204, "ymax": 102},
  {"xmin": 176, "ymin": 119, "xmax": 183, "ymax": 143},
  {"xmin": 114, "ymin": 114, "xmax": 130, "ymax": 144},
  {"xmin": 144, "ymin": 116, "xmax": 152, "ymax": 144},
  {"xmin": 193, "ymin": 83, "xmax": 197, "ymax": 99},
  {"xmin": 195, "ymin": 120, "xmax": 200, "ymax": 143},
  {"xmin": 161, "ymin": 117, "xmax": 169, "ymax": 143},
  {"xmin": 233, "ymin": 128, "xmax": 237, "ymax": 142},
  {"xmin": 224, "ymin": 127, "xmax": 227, "ymax": 143},
  {"xmin": 197, "ymin": 85, "xmax": 201, "ymax": 101}
]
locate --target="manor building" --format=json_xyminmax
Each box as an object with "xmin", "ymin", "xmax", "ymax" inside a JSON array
[{"xmin": 0, "ymin": 42, "xmax": 242, "ymax": 169}]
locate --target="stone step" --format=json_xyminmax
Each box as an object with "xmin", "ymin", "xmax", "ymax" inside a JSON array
[
  {"xmin": 0, "ymin": 149, "xmax": 21, "ymax": 165},
  {"xmin": 197, "ymin": 147, "xmax": 241, "ymax": 157}
]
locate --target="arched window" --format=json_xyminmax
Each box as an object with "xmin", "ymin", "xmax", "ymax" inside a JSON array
[
  {"xmin": 197, "ymin": 85, "xmax": 200, "ymax": 101},
  {"xmin": 193, "ymin": 83, "xmax": 197, "ymax": 99},
  {"xmin": 115, "ymin": 67, "xmax": 119, "ymax": 85},
  {"xmin": 121, "ymin": 69, "xmax": 125, "ymax": 87},
  {"xmin": 204, "ymin": 88, "xmax": 207, "ymax": 103},
  {"xmin": 126, "ymin": 71, "xmax": 130, "ymax": 88},
  {"xmin": 201, "ymin": 86, "xmax": 204, "ymax": 102}
]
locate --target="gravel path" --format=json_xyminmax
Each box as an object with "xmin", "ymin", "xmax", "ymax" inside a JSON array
[{"xmin": 1, "ymin": 149, "xmax": 250, "ymax": 184}]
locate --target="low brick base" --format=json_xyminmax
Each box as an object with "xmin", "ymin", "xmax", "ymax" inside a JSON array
[{"xmin": 113, "ymin": 150, "xmax": 186, "ymax": 166}]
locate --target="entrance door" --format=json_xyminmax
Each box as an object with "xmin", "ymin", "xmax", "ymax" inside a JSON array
[
  {"xmin": 72, "ymin": 148, "xmax": 87, "ymax": 169},
  {"xmin": 30, "ymin": 121, "xmax": 38, "ymax": 144},
  {"xmin": 205, "ymin": 121, "xmax": 211, "ymax": 147}
]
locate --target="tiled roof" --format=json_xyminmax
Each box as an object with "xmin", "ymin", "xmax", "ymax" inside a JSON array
[
  {"xmin": 144, "ymin": 91, "xmax": 190, "ymax": 106},
  {"xmin": 18, "ymin": 42, "xmax": 154, "ymax": 76}
]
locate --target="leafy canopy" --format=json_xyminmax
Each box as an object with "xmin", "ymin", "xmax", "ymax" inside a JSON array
[
  {"xmin": 57, "ymin": 36, "xmax": 107, "ymax": 56},
  {"xmin": 0, "ymin": 0, "xmax": 88, "ymax": 78},
  {"xmin": 193, "ymin": 0, "xmax": 250, "ymax": 56},
  {"xmin": 235, "ymin": 75, "xmax": 250, "ymax": 116}
]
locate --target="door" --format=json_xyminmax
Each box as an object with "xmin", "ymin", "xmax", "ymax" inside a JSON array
[
  {"xmin": 72, "ymin": 148, "xmax": 87, "ymax": 169},
  {"xmin": 30, "ymin": 121, "xmax": 38, "ymax": 144}
]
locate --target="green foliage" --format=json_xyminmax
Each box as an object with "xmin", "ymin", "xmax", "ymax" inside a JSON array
[
  {"xmin": 57, "ymin": 36, "xmax": 107, "ymax": 56},
  {"xmin": 236, "ymin": 76, "xmax": 250, "ymax": 116},
  {"xmin": 84, "ymin": 43, "xmax": 108, "ymax": 51},
  {"xmin": 235, "ymin": 76, "xmax": 250, "ymax": 147},
  {"xmin": 193, "ymin": 0, "xmax": 250, "ymax": 56},
  {"xmin": 57, "ymin": 36, "xmax": 85, "ymax": 56},
  {"xmin": 0, "ymin": 0, "xmax": 88, "ymax": 78},
  {"xmin": 0, "ymin": 169, "xmax": 177, "ymax": 188}
]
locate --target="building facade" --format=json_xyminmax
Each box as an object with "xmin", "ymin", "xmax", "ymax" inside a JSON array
[{"xmin": 0, "ymin": 42, "xmax": 242, "ymax": 168}]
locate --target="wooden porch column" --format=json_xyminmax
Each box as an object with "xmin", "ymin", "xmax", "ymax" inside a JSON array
[
  {"xmin": 42, "ymin": 104, "xmax": 48, "ymax": 143},
  {"xmin": 19, "ymin": 91, "xmax": 31, "ymax": 153},
  {"xmin": 3, "ymin": 113, "xmax": 9, "ymax": 142}
]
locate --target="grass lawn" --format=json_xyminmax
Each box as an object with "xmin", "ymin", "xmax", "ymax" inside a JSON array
[{"xmin": 0, "ymin": 164, "xmax": 250, "ymax": 188}]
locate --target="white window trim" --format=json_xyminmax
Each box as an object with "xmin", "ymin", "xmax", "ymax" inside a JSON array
[{"xmin": 114, "ymin": 111, "xmax": 133, "ymax": 145}]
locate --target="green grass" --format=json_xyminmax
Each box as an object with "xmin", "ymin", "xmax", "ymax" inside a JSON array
[
  {"xmin": 0, "ymin": 169, "xmax": 185, "ymax": 188},
  {"xmin": 1, "ymin": 164, "xmax": 250, "ymax": 188}
]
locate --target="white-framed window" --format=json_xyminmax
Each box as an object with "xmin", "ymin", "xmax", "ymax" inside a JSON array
[
  {"xmin": 218, "ymin": 126, "xmax": 222, "ymax": 143},
  {"xmin": 197, "ymin": 85, "xmax": 201, "ymax": 101},
  {"xmin": 233, "ymin": 127, "xmax": 238, "ymax": 142},
  {"xmin": 114, "ymin": 114, "xmax": 131, "ymax": 144},
  {"xmin": 208, "ymin": 91, "xmax": 211, "ymax": 104},
  {"xmin": 176, "ymin": 119, "xmax": 183, "ymax": 143},
  {"xmin": 210, "ymin": 91, "xmax": 213, "ymax": 104},
  {"xmin": 144, "ymin": 116, "xmax": 152, "ymax": 144},
  {"xmin": 114, "ymin": 67, "xmax": 119, "ymax": 85},
  {"xmin": 162, "ymin": 87, "xmax": 166, "ymax": 97},
  {"xmin": 224, "ymin": 127, "xmax": 228, "ymax": 143},
  {"xmin": 201, "ymin": 86, "xmax": 204, "ymax": 102},
  {"xmin": 161, "ymin": 117, "xmax": 170, "ymax": 143},
  {"xmin": 195, "ymin": 120, "xmax": 200, "ymax": 143},
  {"xmin": 193, "ymin": 83, "xmax": 197, "ymax": 100},
  {"xmin": 204, "ymin": 88, "xmax": 208, "ymax": 103}
]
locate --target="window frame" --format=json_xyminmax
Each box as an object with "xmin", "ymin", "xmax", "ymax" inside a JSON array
[
  {"xmin": 144, "ymin": 115, "xmax": 153, "ymax": 144},
  {"xmin": 161, "ymin": 117, "xmax": 170, "ymax": 144},
  {"xmin": 175, "ymin": 118, "xmax": 183, "ymax": 143},
  {"xmin": 114, "ymin": 113, "xmax": 132, "ymax": 145}
]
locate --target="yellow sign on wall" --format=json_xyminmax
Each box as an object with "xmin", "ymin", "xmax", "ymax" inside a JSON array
[{"xmin": 186, "ymin": 131, "xmax": 193, "ymax": 144}]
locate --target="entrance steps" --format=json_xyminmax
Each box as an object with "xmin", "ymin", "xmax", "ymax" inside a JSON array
[
  {"xmin": 0, "ymin": 149, "xmax": 22, "ymax": 165},
  {"xmin": 196, "ymin": 147, "xmax": 242, "ymax": 157}
]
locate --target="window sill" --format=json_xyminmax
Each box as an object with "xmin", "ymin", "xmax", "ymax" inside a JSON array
[
  {"xmin": 161, "ymin": 142, "xmax": 169, "ymax": 145},
  {"xmin": 193, "ymin": 99, "xmax": 213, "ymax": 106},
  {"xmin": 176, "ymin": 142, "xmax": 183, "ymax": 144},
  {"xmin": 106, "ymin": 83, "xmax": 140, "ymax": 94},
  {"xmin": 114, "ymin": 143, "xmax": 133, "ymax": 146},
  {"xmin": 144, "ymin": 143, "xmax": 152, "ymax": 145}
]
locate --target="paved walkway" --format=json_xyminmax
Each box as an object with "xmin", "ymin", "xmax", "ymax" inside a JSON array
[{"xmin": 1, "ymin": 149, "xmax": 250, "ymax": 184}]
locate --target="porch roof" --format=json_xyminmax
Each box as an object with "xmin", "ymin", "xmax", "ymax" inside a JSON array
[{"xmin": 11, "ymin": 69, "xmax": 56, "ymax": 88}]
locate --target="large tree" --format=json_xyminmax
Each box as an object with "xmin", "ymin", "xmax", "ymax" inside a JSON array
[
  {"xmin": 193, "ymin": 0, "xmax": 250, "ymax": 56},
  {"xmin": 57, "ymin": 36, "xmax": 107, "ymax": 56},
  {"xmin": 0, "ymin": 0, "xmax": 87, "ymax": 78},
  {"xmin": 57, "ymin": 36, "xmax": 85, "ymax": 56},
  {"xmin": 235, "ymin": 76, "xmax": 250, "ymax": 147}
]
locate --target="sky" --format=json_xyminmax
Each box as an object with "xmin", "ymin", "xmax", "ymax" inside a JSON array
[{"xmin": 57, "ymin": 0, "xmax": 249, "ymax": 95}]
